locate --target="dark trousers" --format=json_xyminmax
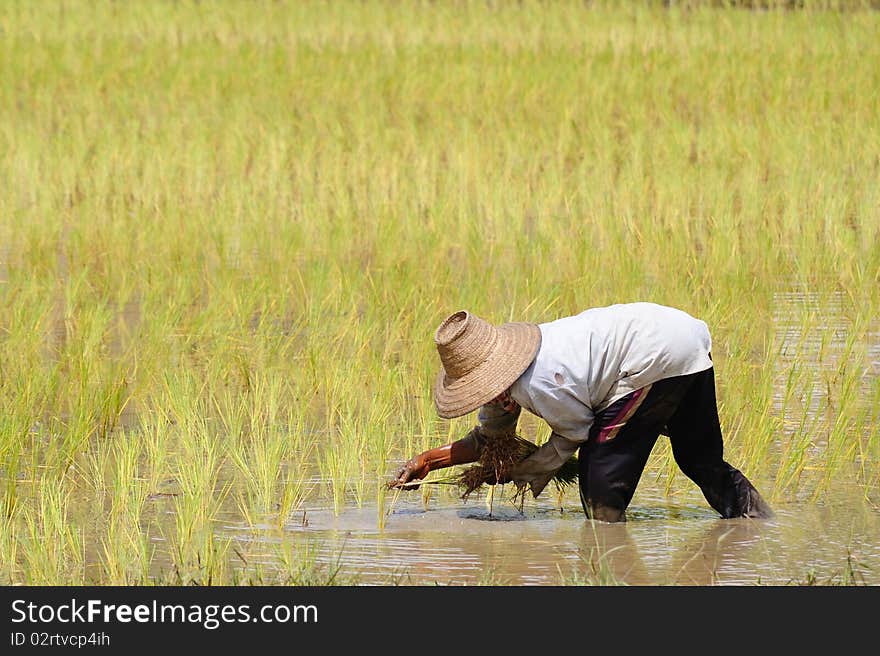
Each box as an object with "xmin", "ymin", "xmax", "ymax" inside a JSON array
[{"xmin": 577, "ymin": 368, "xmax": 773, "ymax": 522}]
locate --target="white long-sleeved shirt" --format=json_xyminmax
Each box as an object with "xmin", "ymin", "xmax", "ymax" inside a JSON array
[{"xmin": 477, "ymin": 303, "xmax": 714, "ymax": 496}]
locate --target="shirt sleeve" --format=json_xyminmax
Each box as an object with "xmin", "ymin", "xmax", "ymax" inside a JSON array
[{"xmin": 510, "ymin": 430, "xmax": 587, "ymax": 497}]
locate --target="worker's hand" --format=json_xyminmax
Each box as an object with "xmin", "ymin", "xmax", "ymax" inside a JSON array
[
  {"xmin": 507, "ymin": 463, "xmax": 540, "ymax": 497},
  {"xmin": 506, "ymin": 462, "xmax": 526, "ymax": 487},
  {"xmin": 392, "ymin": 453, "xmax": 431, "ymax": 489}
]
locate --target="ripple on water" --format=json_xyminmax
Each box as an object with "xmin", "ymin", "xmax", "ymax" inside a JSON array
[{"xmin": 220, "ymin": 487, "xmax": 879, "ymax": 585}]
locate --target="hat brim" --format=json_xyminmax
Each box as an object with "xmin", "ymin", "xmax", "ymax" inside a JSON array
[{"xmin": 433, "ymin": 322, "xmax": 541, "ymax": 419}]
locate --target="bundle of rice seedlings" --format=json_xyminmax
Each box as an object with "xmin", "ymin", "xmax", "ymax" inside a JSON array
[{"xmin": 456, "ymin": 428, "xmax": 578, "ymax": 501}]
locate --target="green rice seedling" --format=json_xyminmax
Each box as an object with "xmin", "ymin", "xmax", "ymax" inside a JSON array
[
  {"xmin": 265, "ymin": 393, "xmax": 317, "ymax": 528},
  {"xmin": 108, "ymin": 430, "xmax": 147, "ymax": 518},
  {"xmin": 859, "ymin": 377, "xmax": 880, "ymax": 498},
  {"xmin": 376, "ymin": 471, "xmax": 389, "ymax": 530},
  {"xmin": 787, "ymin": 551, "xmax": 870, "ymax": 587},
  {"xmin": 142, "ymin": 416, "xmax": 172, "ymax": 497},
  {"xmin": 725, "ymin": 350, "xmax": 782, "ymax": 479},
  {"xmin": 227, "ymin": 412, "xmax": 288, "ymax": 517},
  {"xmin": 272, "ymin": 537, "xmax": 348, "ymax": 586},
  {"xmin": 361, "ymin": 403, "xmax": 394, "ymax": 529},
  {"xmin": 100, "ymin": 514, "xmax": 150, "ymax": 586},
  {"xmin": 474, "ymin": 566, "xmax": 513, "ymax": 586},
  {"xmin": 78, "ymin": 436, "xmax": 113, "ymax": 497},
  {"xmin": 231, "ymin": 402, "xmax": 316, "ymax": 529},
  {"xmin": 813, "ymin": 332, "xmax": 869, "ymax": 499},
  {"xmin": 94, "ymin": 431, "xmax": 150, "ymax": 584},
  {"xmin": 0, "ymin": 451, "xmax": 21, "ymax": 522},
  {"xmin": 165, "ymin": 483, "xmax": 233, "ymax": 585},
  {"xmin": 350, "ymin": 446, "xmax": 369, "ymax": 510},
  {"xmin": 0, "ymin": 511, "xmax": 18, "ymax": 584},
  {"xmin": 164, "ymin": 519, "xmax": 234, "ymax": 586},
  {"xmin": 318, "ymin": 440, "xmax": 352, "ymax": 517},
  {"xmin": 274, "ymin": 442, "xmax": 316, "ymax": 530},
  {"xmin": 419, "ymin": 472, "xmax": 436, "ymax": 511},
  {"xmin": 19, "ymin": 476, "xmax": 84, "ymax": 585},
  {"xmin": 233, "ymin": 493, "xmax": 262, "ymax": 538},
  {"xmin": 557, "ymin": 547, "xmax": 626, "ymax": 587},
  {"xmin": 157, "ymin": 374, "xmax": 233, "ymax": 581},
  {"xmin": 172, "ymin": 439, "xmax": 226, "ymax": 514}
]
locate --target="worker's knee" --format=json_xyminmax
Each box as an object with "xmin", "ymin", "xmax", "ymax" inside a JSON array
[
  {"xmin": 579, "ymin": 482, "xmax": 628, "ymax": 523},
  {"xmin": 585, "ymin": 502, "xmax": 626, "ymax": 523}
]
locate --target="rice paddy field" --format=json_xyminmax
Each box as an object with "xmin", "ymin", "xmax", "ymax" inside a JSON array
[{"xmin": 1, "ymin": 0, "xmax": 879, "ymax": 586}]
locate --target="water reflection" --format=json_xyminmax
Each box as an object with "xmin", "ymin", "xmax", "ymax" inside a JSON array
[
  {"xmin": 575, "ymin": 518, "xmax": 770, "ymax": 585},
  {"xmin": 217, "ymin": 485, "xmax": 878, "ymax": 585}
]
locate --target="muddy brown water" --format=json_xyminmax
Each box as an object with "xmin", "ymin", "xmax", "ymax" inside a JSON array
[{"xmin": 215, "ymin": 482, "xmax": 879, "ymax": 585}]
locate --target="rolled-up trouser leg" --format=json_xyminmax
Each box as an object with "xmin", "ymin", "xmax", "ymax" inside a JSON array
[{"xmin": 665, "ymin": 368, "xmax": 773, "ymax": 519}]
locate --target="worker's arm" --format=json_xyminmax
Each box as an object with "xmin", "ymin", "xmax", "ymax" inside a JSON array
[{"xmin": 392, "ymin": 428, "xmax": 483, "ymax": 487}]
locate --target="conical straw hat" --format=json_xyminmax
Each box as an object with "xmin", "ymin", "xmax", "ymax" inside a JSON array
[{"xmin": 433, "ymin": 310, "xmax": 541, "ymax": 419}]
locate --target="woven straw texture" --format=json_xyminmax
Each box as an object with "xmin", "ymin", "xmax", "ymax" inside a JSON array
[{"xmin": 433, "ymin": 310, "xmax": 541, "ymax": 418}]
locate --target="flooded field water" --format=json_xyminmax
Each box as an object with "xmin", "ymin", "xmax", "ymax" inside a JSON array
[{"xmin": 206, "ymin": 484, "xmax": 879, "ymax": 586}]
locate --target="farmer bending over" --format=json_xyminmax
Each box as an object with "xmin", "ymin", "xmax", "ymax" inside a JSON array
[{"xmin": 393, "ymin": 303, "xmax": 773, "ymax": 522}]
